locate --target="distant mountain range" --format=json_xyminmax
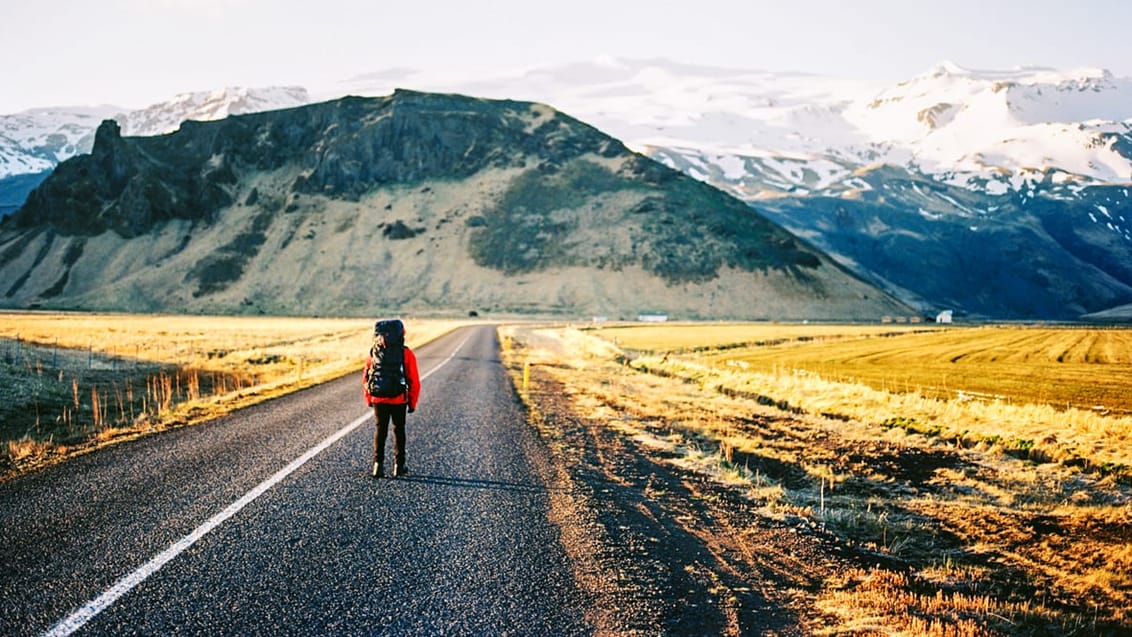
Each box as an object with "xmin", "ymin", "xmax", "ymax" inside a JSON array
[
  {"xmin": 0, "ymin": 88, "xmax": 310, "ymax": 216},
  {"xmin": 2, "ymin": 58, "xmax": 1131, "ymax": 320},
  {"xmin": 360, "ymin": 59, "xmax": 1132, "ymax": 320},
  {"xmin": 0, "ymin": 91, "xmax": 907, "ymax": 319}
]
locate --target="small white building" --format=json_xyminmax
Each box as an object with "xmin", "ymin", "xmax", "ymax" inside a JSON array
[
  {"xmin": 935, "ymin": 310, "xmax": 954, "ymax": 324},
  {"xmin": 637, "ymin": 313, "xmax": 669, "ymax": 323}
]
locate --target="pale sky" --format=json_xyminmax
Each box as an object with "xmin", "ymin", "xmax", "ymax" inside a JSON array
[{"xmin": 2, "ymin": 0, "xmax": 1130, "ymax": 114}]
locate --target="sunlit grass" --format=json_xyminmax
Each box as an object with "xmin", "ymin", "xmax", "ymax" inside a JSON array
[
  {"xmin": 595, "ymin": 323, "xmax": 1132, "ymax": 414},
  {"xmin": 1, "ymin": 312, "xmax": 466, "ymax": 476},
  {"xmin": 501, "ymin": 323, "xmax": 1132, "ymax": 633}
]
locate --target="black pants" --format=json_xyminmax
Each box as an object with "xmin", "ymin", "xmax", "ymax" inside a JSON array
[{"xmin": 372, "ymin": 403, "xmax": 407, "ymax": 468}]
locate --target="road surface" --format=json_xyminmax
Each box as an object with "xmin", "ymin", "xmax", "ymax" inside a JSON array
[{"xmin": 0, "ymin": 325, "xmax": 590, "ymax": 636}]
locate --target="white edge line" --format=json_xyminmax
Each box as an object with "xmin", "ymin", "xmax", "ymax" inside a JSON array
[{"xmin": 42, "ymin": 330, "xmax": 474, "ymax": 637}]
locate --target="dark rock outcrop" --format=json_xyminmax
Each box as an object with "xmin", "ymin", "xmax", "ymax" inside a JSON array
[{"xmin": 8, "ymin": 91, "xmax": 623, "ymax": 239}]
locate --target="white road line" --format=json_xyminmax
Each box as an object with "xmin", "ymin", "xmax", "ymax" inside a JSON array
[{"xmin": 42, "ymin": 330, "xmax": 474, "ymax": 637}]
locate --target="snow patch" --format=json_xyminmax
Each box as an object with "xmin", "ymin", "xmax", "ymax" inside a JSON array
[{"xmin": 714, "ymin": 154, "xmax": 748, "ymax": 180}]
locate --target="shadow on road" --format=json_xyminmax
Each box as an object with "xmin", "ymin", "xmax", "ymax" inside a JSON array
[{"xmin": 396, "ymin": 474, "xmax": 568, "ymax": 494}]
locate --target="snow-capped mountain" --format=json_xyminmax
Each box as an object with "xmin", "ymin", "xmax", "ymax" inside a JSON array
[
  {"xmin": 3, "ymin": 59, "xmax": 1131, "ymax": 318},
  {"xmin": 851, "ymin": 63, "xmax": 1132, "ymax": 184},
  {"xmin": 121, "ymin": 86, "xmax": 311, "ymax": 137},
  {"xmin": 0, "ymin": 106, "xmax": 122, "ymax": 177},
  {"xmin": 331, "ymin": 58, "xmax": 1132, "ymax": 318},
  {"xmin": 334, "ymin": 58, "xmax": 1132, "ymax": 197},
  {"xmin": 9, "ymin": 59, "xmax": 1130, "ymax": 203},
  {"xmin": 0, "ymin": 86, "xmax": 310, "ymax": 180},
  {"xmin": 0, "ymin": 86, "xmax": 312, "ymax": 217},
  {"xmin": 0, "ymin": 92, "xmax": 910, "ymax": 320}
]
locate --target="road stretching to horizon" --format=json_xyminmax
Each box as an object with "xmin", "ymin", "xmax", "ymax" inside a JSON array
[{"xmin": 0, "ymin": 325, "xmax": 591, "ymax": 636}]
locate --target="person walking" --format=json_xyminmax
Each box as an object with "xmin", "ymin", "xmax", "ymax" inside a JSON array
[{"xmin": 362, "ymin": 319, "xmax": 420, "ymax": 478}]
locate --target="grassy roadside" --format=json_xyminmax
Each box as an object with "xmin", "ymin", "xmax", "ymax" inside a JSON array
[
  {"xmin": 591, "ymin": 323, "xmax": 1132, "ymax": 482},
  {"xmin": 1, "ymin": 312, "xmax": 467, "ymax": 479},
  {"xmin": 501, "ymin": 324, "xmax": 1131, "ymax": 635}
]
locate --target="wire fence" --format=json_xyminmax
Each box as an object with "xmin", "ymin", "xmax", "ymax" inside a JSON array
[{"xmin": 1, "ymin": 335, "xmax": 267, "ymax": 443}]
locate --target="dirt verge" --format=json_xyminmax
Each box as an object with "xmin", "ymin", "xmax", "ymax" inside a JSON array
[
  {"xmin": 505, "ymin": 326, "xmax": 1130, "ymax": 636},
  {"xmin": 524, "ymin": 371, "xmax": 859, "ymax": 635}
]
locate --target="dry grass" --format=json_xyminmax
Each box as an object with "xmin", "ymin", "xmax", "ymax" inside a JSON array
[
  {"xmin": 815, "ymin": 568, "xmax": 1071, "ymax": 637},
  {"xmin": 591, "ymin": 322, "xmax": 943, "ymax": 352},
  {"xmin": 594, "ymin": 323, "xmax": 1132, "ymax": 414},
  {"xmin": 502, "ymin": 323, "xmax": 1132, "ymax": 634},
  {"xmin": 0, "ymin": 312, "xmax": 466, "ymax": 477},
  {"xmin": 594, "ymin": 323, "xmax": 1132, "ymax": 480}
]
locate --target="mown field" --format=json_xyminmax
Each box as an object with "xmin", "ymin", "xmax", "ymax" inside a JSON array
[
  {"xmin": 591, "ymin": 323, "xmax": 1132, "ymax": 414},
  {"xmin": 502, "ymin": 322, "xmax": 1131, "ymax": 634},
  {"xmin": 0, "ymin": 312, "xmax": 464, "ymax": 476}
]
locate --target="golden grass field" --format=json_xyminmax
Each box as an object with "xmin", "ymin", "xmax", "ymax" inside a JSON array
[
  {"xmin": 593, "ymin": 323, "xmax": 1132, "ymax": 415},
  {"xmin": 501, "ymin": 322, "xmax": 1132, "ymax": 635},
  {"xmin": 0, "ymin": 312, "xmax": 465, "ymax": 475},
  {"xmin": 591, "ymin": 323, "xmax": 1132, "ymax": 478}
]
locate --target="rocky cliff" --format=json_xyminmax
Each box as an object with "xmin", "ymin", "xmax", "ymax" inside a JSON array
[{"xmin": 0, "ymin": 91, "xmax": 911, "ymax": 319}]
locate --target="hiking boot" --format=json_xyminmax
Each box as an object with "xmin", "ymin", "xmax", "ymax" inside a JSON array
[
  {"xmin": 372, "ymin": 462, "xmax": 384, "ymax": 478},
  {"xmin": 393, "ymin": 463, "xmax": 407, "ymax": 477}
]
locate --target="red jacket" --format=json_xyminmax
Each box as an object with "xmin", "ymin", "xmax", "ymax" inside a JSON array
[{"xmin": 362, "ymin": 346, "xmax": 420, "ymax": 409}]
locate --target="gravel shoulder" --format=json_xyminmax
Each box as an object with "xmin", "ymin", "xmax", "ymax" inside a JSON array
[{"xmin": 520, "ymin": 368, "xmax": 854, "ymax": 636}]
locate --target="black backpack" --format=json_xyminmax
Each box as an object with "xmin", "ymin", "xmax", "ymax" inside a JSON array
[{"xmin": 366, "ymin": 319, "xmax": 407, "ymax": 398}]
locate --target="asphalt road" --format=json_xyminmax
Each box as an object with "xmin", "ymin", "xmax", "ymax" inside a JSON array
[{"xmin": 0, "ymin": 325, "xmax": 591, "ymax": 636}]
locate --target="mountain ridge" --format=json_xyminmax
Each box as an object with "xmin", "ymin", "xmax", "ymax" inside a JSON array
[
  {"xmin": 4, "ymin": 58, "xmax": 1132, "ymax": 319},
  {"xmin": 0, "ymin": 91, "xmax": 908, "ymax": 320},
  {"xmin": 379, "ymin": 57, "xmax": 1130, "ymax": 319}
]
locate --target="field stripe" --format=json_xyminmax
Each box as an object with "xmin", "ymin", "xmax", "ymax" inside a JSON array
[{"xmin": 42, "ymin": 331, "xmax": 472, "ymax": 637}]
